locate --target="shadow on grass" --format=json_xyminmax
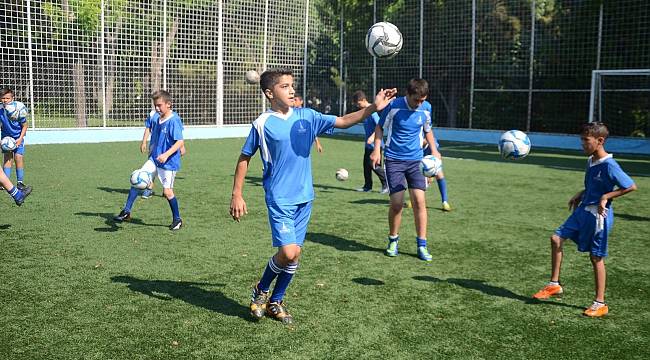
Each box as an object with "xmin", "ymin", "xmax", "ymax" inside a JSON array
[
  {"xmin": 97, "ymin": 186, "xmax": 131, "ymax": 195},
  {"xmin": 617, "ymin": 213, "xmax": 650, "ymax": 222},
  {"xmin": 349, "ymin": 199, "xmax": 389, "ymax": 205},
  {"xmin": 75, "ymin": 212, "xmax": 167, "ymax": 232},
  {"xmin": 413, "ymin": 275, "xmax": 583, "ymax": 310},
  {"xmin": 352, "ymin": 277, "xmax": 385, "ymax": 286},
  {"xmin": 0, "ymin": 224, "xmax": 10, "ymax": 230},
  {"xmin": 111, "ymin": 275, "xmax": 252, "ymax": 321},
  {"xmin": 245, "ymin": 176, "xmax": 360, "ymax": 193},
  {"xmin": 308, "ymin": 232, "xmax": 383, "ymax": 253}
]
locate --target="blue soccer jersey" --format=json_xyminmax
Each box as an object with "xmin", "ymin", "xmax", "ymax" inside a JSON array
[
  {"xmin": 242, "ymin": 107, "xmax": 336, "ymax": 205},
  {"xmin": 363, "ymin": 112, "xmax": 382, "ymax": 150},
  {"xmin": 581, "ymin": 154, "xmax": 635, "ymax": 207},
  {"xmin": 149, "ymin": 111, "xmax": 184, "ymax": 171},
  {"xmin": 0, "ymin": 101, "xmax": 27, "ymax": 138},
  {"xmin": 379, "ymin": 97, "xmax": 432, "ymax": 160}
]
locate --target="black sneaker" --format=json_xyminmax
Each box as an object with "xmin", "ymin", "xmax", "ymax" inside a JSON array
[
  {"xmin": 114, "ymin": 209, "xmax": 131, "ymax": 222},
  {"xmin": 169, "ymin": 218, "xmax": 183, "ymax": 231},
  {"xmin": 14, "ymin": 186, "xmax": 32, "ymax": 206},
  {"xmin": 16, "ymin": 182, "xmax": 26, "ymax": 190}
]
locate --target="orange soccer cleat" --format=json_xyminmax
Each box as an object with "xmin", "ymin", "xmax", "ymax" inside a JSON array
[
  {"xmin": 583, "ymin": 302, "xmax": 609, "ymax": 317},
  {"xmin": 532, "ymin": 283, "xmax": 563, "ymax": 299}
]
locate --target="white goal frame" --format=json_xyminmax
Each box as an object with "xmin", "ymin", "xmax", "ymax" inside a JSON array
[{"xmin": 588, "ymin": 69, "xmax": 650, "ymax": 123}]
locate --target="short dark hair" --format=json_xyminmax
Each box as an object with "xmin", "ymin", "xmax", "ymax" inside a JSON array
[
  {"xmin": 406, "ymin": 78, "xmax": 429, "ymax": 97},
  {"xmin": 581, "ymin": 122, "xmax": 609, "ymax": 139},
  {"xmin": 352, "ymin": 90, "xmax": 367, "ymax": 103},
  {"xmin": 151, "ymin": 90, "xmax": 173, "ymax": 103},
  {"xmin": 260, "ymin": 68, "xmax": 293, "ymax": 97},
  {"xmin": 0, "ymin": 88, "xmax": 14, "ymax": 98}
]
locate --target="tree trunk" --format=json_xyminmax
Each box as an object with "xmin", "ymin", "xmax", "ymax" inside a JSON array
[{"xmin": 73, "ymin": 60, "xmax": 87, "ymax": 127}]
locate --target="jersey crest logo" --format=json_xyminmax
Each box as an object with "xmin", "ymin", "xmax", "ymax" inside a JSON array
[
  {"xmin": 297, "ymin": 120, "xmax": 307, "ymax": 134},
  {"xmin": 594, "ymin": 171, "xmax": 602, "ymax": 181}
]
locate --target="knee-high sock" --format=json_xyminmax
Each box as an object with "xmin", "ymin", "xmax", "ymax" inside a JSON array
[
  {"xmin": 270, "ymin": 262, "xmax": 299, "ymax": 303},
  {"xmin": 123, "ymin": 187, "xmax": 139, "ymax": 212},
  {"xmin": 436, "ymin": 178, "xmax": 448, "ymax": 202},
  {"xmin": 258, "ymin": 256, "xmax": 283, "ymax": 292},
  {"xmin": 16, "ymin": 168, "xmax": 24, "ymax": 182},
  {"xmin": 167, "ymin": 196, "xmax": 180, "ymax": 220}
]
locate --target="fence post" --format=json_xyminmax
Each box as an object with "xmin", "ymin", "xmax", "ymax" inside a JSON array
[
  {"xmin": 303, "ymin": 0, "xmax": 310, "ymax": 102},
  {"xmin": 339, "ymin": 2, "xmax": 344, "ymax": 115},
  {"xmin": 596, "ymin": 3, "xmax": 603, "ymax": 70},
  {"xmin": 372, "ymin": 0, "xmax": 376, "ymax": 96},
  {"xmin": 469, "ymin": 0, "xmax": 476, "ymax": 129},
  {"xmin": 26, "ymin": 0, "xmax": 35, "ymax": 128},
  {"xmin": 101, "ymin": 0, "xmax": 106, "ymax": 127},
  {"xmin": 419, "ymin": 0, "xmax": 423, "ymax": 79},
  {"xmin": 262, "ymin": 0, "xmax": 269, "ymax": 113},
  {"xmin": 527, "ymin": 0, "xmax": 536, "ymax": 132},
  {"xmin": 216, "ymin": 0, "xmax": 223, "ymax": 125},
  {"xmin": 163, "ymin": 0, "xmax": 168, "ymax": 90}
]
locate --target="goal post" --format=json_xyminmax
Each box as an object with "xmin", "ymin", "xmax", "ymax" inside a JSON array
[{"xmin": 589, "ymin": 69, "xmax": 650, "ymax": 137}]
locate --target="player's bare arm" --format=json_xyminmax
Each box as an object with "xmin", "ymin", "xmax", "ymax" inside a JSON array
[
  {"xmin": 334, "ymin": 88, "xmax": 396, "ymax": 129},
  {"xmin": 230, "ymin": 154, "xmax": 251, "ymax": 222},
  {"xmin": 370, "ymin": 124, "xmax": 384, "ymax": 167}
]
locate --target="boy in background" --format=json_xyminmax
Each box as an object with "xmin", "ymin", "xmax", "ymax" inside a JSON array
[
  {"xmin": 0, "ymin": 88, "xmax": 29, "ymax": 190},
  {"xmin": 351, "ymin": 90, "xmax": 387, "ymax": 193}
]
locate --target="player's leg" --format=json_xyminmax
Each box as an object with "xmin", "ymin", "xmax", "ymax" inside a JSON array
[
  {"xmin": 384, "ymin": 159, "xmax": 406, "ymax": 257},
  {"xmin": 533, "ymin": 214, "xmax": 578, "ymax": 299},
  {"xmin": 373, "ymin": 150, "xmax": 388, "ymax": 193},
  {"xmin": 0, "ymin": 169, "xmax": 31, "ymax": 206},
  {"xmin": 3, "ymin": 151, "xmax": 13, "ymax": 182},
  {"xmin": 141, "ymin": 159, "xmax": 156, "ymax": 198},
  {"xmin": 159, "ymin": 168, "xmax": 182, "ymax": 230},
  {"xmin": 584, "ymin": 255, "xmax": 608, "ymax": 317},
  {"xmin": 357, "ymin": 148, "xmax": 373, "ymax": 192},
  {"xmin": 115, "ymin": 160, "xmax": 156, "ymax": 222},
  {"xmin": 435, "ymin": 170, "xmax": 451, "ymax": 211},
  {"xmin": 14, "ymin": 150, "xmax": 25, "ymax": 189},
  {"xmin": 406, "ymin": 161, "xmax": 432, "ymax": 261},
  {"xmin": 584, "ymin": 214, "xmax": 611, "ymax": 316}
]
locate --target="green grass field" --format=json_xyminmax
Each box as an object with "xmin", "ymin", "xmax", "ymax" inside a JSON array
[{"xmin": 1, "ymin": 137, "xmax": 649, "ymax": 359}]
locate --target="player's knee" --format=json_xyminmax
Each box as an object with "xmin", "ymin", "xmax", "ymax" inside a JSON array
[
  {"xmin": 590, "ymin": 254, "xmax": 603, "ymax": 264},
  {"xmin": 163, "ymin": 188, "xmax": 174, "ymax": 199},
  {"xmin": 550, "ymin": 234, "xmax": 563, "ymax": 248},
  {"xmin": 277, "ymin": 246, "xmax": 301, "ymax": 264}
]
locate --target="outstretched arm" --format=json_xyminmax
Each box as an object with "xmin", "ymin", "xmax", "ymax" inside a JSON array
[
  {"xmin": 230, "ymin": 154, "xmax": 252, "ymax": 222},
  {"xmin": 370, "ymin": 124, "xmax": 384, "ymax": 168},
  {"xmin": 334, "ymin": 88, "xmax": 397, "ymax": 129}
]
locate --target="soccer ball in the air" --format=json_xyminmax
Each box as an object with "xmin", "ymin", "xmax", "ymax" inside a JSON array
[
  {"xmin": 335, "ymin": 168, "xmax": 349, "ymax": 181},
  {"xmin": 2, "ymin": 101, "xmax": 28, "ymax": 121},
  {"xmin": 498, "ymin": 130, "xmax": 531, "ymax": 160},
  {"xmin": 1, "ymin": 136, "xmax": 17, "ymax": 152},
  {"xmin": 365, "ymin": 22, "xmax": 403, "ymax": 59},
  {"xmin": 245, "ymin": 70, "xmax": 260, "ymax": 84},
  {"xmin": 130, "ymin": 170, "xmax": 152, "ymax": 190},
  {"xmin": 420, "ymin": 155, "xmax": 442, "ymax": 177}
]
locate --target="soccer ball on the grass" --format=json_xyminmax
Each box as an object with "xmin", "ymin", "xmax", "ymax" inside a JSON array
[
  {"xmin": 2, "ymin": 101, "xmax": 28, "ymax": 121},
  {"xmin": 420, "ymin": 155, "xmax": 442, "ymax": 177},
  {"xmin": 1, "ymin": 136, "xmax": 17, "ymax": 152},
  {"xmin": 335, "ymin": 168, "xmax": 349, "ymax": 181},
  {"xmin": 130, "ymin": 170, "xmax": 152, "ymax": 190},
  {"xmin": 498, "ymin": 130, "xmax": 531, "ymax": 160},
  {"xmin": 365, "ymin": 21, "xmax": 403, "ymax": 59},
  {"xmin": 245, "ymin": 70, "xmax": 260, "ymax": 84}
]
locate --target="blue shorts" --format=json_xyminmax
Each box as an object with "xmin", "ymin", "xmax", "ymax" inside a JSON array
[
  {"xmin": 267, "ymin": 201, "xmax": 312, "ymax": 247},
  {"xmin": 555, "ymin": 205, "xmax": 614, "ymax": 257},
  {"xmin": 384, "ymin": 158, "xmax": 426, "ymax": 194},
  {"xmin": 1, "ymin": 136, "xmax": 25, "ymax": 156}
]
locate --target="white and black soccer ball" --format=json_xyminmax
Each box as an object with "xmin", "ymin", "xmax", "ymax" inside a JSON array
[
  {"xmin": 245, "ymin": 70, "xmax": 260, "ymax": 84},
  {"xmin": 1, "ymin": 136, "xmax": 17, "ymax": 152},
  {"xmin": 365, "ymin": 21, "xmax": 403, "ymax": 59},
  {"xmin": 335, "ymin": 168, "xmax": 349, "ymax": 181},
  {"xmin": 420, "ymin": 155, "xmax": 442, "ymax": 177},
  {"xmin": 3, "ymin": 101, "xmax": 28, "ymax": 121},
  {"xmin": 130, "ymin": 169, "xmax": 152, "ymax": 190},
  {"xmin": 498, "ymin": 130, "xmax": 531, "ymax": 160}
]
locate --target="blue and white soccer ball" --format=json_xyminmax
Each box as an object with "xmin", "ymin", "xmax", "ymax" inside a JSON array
[
  {"xmin": 2, "ymin": 101, "xmax": 28, "ymax": 121},
  {"xmin": 420, "ymin": 155, "xmax": 442, "ymax": 177},
  {"xmin": 365, "ymin": 22, "xmax": 403, "ymax": 59},
  {"xmin": 1, "ymin": 136, "xmax": 17, "ymax": 152},
  {"xmin": 498, "ymin": 130, "xmax": 531, "ymax": 160},
  {"xmin": 130, "ymin": 169, "xmax": 152, "ymax": 190}
]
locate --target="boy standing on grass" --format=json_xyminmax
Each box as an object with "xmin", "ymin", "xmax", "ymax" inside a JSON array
[
  {"xmin": 0, "ymin": 88, "xmax": 29, "ymax": 190},
  {"xmin": 532, "ymin": 122, "xmax": 637, "ymax": 317},
  {"xmin": 230, "ymin": 68, "xmax": 395, "ymax": 324},
  {"xmin": 370, "ymin": 78, "xmax": 438, "ymax": 261},
  {"xmin": 351, "ymin": 90, "xmax": 387, "ymax": 194},
  {"xmin": 114, "ymin": 90, "xmax": 185, "ymax": 231}
]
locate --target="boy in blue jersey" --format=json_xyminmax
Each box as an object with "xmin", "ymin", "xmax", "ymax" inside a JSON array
[
  {"xmin": 532, "ymin": 122, "xmax": 636, "ymax": 317},
  {"xmin": 0, "ymin": 88, "xmax": 29, "ymax": 190},
  {"xmin": 352, "ymin": 90, "xmax": 387, "ymax": 193},
  {"xmin": 114, "ymin": 90, "xmax": 185, "ymax": 231},
  {"xmin": 370, "ymin": 79, "xmax": 438, "ymax": 261},
  {"xmin": 230, "ymin": 68, "xmax": 396, "ymax": 324}
]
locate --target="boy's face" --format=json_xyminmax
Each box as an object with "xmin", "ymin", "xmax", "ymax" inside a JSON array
[
  {"xmin": 294, "ymin": 96, "xmax": 303, "ymax": 108},
  {"xmin": 154, "ymin": 99, "xmax": 172, "ymax": 117},
  {"xmin": 406, "ymin": 93, "xmax": 427, "ymax": 109},
  {"xmin": 354, "ymin": 99, "xmax": 368, "ymax": 109},
  {"xmin": 265, "ymin": 75, "xmax": 295, "ymax": 109},
  {"xmin": 580, "ymin": 135, "xmax": 605, "ymax": 155},
  {"xmin": 1, "ymin": 93, "xmax": 14, "ymax": 105}
]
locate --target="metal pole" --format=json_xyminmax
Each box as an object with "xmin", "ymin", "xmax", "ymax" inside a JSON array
[
  {"xmin": 372, "ymin": 0, "xmax": 376, "ymax": 96},
  {"xmin": 419, "ymin": 0, "xmax": 423, "ymax": 79},
  {"xmin": 100, "ymin": 0, "xmax": 106, "ymax": 127},
  {"xmin": 469, "ymin": 0, "xmax": 476, "ymax": 129},
  {"xmin": 26, "ymin": 0, "xmax": 36, "ymax": 128},
  {"xmin": 596, "ymin": 3, "xmax": 603, "ymax": 70},
  {"xmin": 217, "ymin": 0, "xmax": 224, "ymax": 125},
  {"xmin": 339, "ymin": 2, "xmax": 344, "ymax": 115},
  {"xmin": 262, "ymin": 0, "xmax": 269, "ymax": 112},
  {"xmin": 303, "ymin": 0, "xmax": 310, "ymax": 102},
  {"xmin": 163, "ymin": 0, "xmax": 167, "ymax": 90},
  {"xmin": 526, "ymin": 0, "xmax": 535, "ymax": 132},
  {"xmin": 588, "ymin": 71, "xmax": 597, "ymax": 123}
]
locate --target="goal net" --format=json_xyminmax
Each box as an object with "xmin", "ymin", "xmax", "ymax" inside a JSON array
[{"xmin": 589, "ymin": 69, "xmax": 650, "ymax": 137}]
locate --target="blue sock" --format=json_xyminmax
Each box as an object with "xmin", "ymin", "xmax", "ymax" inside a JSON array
[
  {"xmin": 168, "ymin": 196, "xmax": 180, "ymax": 220},
  {"xmin": 270, "ymin": 262, "xmax": 299, "ymax": 303},
  {"xmin": 16, "ymin": 168, "xmax": 24, "ymax": 183},
  {"xmin": 416, "ymin": 237, "xmax": 427, "ymax": 248},
  {"xmin": 6, "ymin": 186, "xmax": 19, "ymax": 199},
  {"xmin": 3, "ymin": 167, "xmax": 10, "ymax": 179},
  {"xmin": 258, "ymin": 256, "xmax": 283, "ymax": 292},
  {"xmin": 123, "ymin": 187, "xmax": 139, "ymax": 212},
  {"xmin": 436, "ymin": 178, "xmax": 448, "ymax": 202}
]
